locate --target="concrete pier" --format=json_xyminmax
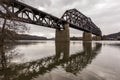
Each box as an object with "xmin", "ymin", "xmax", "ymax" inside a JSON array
[
  {"xmin": 83, "ymin": 32, "xmax": 92, "ymax": 41},
  {"xmin": 55, "ymin": 23, "xmax": 70, "ymax": 42},
  {"xmin": 95, "ymin": 36, "xmax": 101, "ymax": 40}
]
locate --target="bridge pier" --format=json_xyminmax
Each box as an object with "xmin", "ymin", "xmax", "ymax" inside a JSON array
[
  {"xmin": 55, "ymin": 23, "xmax": 70, "ymax": 42},
  {"xmin": 95, "ymin": 36, "xmax": 101, "ymax": 40},
  {"xmin": 83, "ymin": 32, "xmax": 92, "ymax": 41}
]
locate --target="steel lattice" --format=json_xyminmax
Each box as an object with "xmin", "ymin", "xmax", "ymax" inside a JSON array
[{"xmin": 0, "ymin": 0, "xmax": 102, "ymax": 36}]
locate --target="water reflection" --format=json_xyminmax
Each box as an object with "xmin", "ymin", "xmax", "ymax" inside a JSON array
[
  {"xmin": 55, "ymin": 42, "xmax": 70, "ymax": 61},
  {"xmin": 63, "ymin": 42, "xmax": 102, "ymax": 75},
  {"xmin": 0, "ymin": 41, "xmax": 102, "ymax": 80}
]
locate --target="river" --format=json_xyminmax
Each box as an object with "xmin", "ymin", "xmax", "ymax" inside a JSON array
[{"xmin": 0, "ymin": 41, "xmax": 120, "ymax": 80}]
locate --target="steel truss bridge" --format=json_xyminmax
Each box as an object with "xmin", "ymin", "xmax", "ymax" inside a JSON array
[{"xmin": 0, "ymin": 0, "xmax": 102, "ymax": 36}]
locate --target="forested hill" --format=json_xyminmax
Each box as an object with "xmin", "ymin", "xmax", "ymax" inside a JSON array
[
  {"xmin": 16, "ymin": 34, "xmax": 47, "ymax": 40},
  {"xmin": 0, "ymin": 28, "xmax": 47, "ymax": 40},
  {"xmin": 103, "ymin": 32, "xmax": 120, "ymax": 40}
]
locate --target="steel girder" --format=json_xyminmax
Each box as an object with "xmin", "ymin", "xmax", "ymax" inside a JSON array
[
  {"xmin": 61, "ymin": 9, "xmax": 102, "ymax": 36},
  {"xmin": 0, "ymin": 0, "xmax": 65, "ymax": 30},
  {"xmin": 0, "ymin": 0, "xmax": 102, "ymax": 36}
]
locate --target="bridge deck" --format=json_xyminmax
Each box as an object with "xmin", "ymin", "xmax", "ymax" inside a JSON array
[{"xmin": 0, "ymin": 0, "xmax": 102, "ymax": 36}]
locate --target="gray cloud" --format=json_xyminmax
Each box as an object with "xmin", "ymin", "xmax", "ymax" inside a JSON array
[
  {"xmin": 19, "ymin": 0, "xmax": 120, "ymax": 37},
  {"xmin": 20, "ymin": 0, "xmax": 52, "ymax": 8}
]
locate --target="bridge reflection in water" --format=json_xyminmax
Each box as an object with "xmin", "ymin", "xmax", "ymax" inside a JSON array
[{"xmin": 0, "ymin": 41, "xmax": 102, "ymax": 80}]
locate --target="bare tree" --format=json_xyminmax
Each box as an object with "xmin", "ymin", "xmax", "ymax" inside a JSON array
[
  {"xmin": 0, "ymin": 0, "xmax": 29, "ymax": 44},
  {"xmin": 0, "ymin": 0, "xmax": 28, "ymax": 70}
]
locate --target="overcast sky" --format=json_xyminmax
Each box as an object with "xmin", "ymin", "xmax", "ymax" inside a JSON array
[{"xmin": 20, "ymin": 0, "xmax": 120, "ymax": 38}]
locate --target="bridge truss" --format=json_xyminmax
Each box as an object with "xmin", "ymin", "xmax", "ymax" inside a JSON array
[{"xmin": 0, "ymin": 0, "xmax": 102, "ymax": 36}]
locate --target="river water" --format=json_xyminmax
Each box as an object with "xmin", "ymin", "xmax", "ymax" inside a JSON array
[{"xmin": 0, "ymin": 41, "xmax": 120, "ymax": 80}]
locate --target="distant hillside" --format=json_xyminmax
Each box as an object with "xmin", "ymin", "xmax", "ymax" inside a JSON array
[
  {"xmin": 0, "ymin": 28, "xmax": 47, "ymax": 40},
  {"xmin": 16, "ymin": 34, "xmax": 47, "ymax": 40},
  {"xmin": 70, "ymin": 36, "xmax": 82, "ymax": 40},
  {"xmin": 102, "ymin": 32, "xmax": 120, "ymax": 40}
]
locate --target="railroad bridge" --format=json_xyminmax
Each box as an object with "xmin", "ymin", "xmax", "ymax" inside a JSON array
[{"xmin": 0, "ymin": 0, "xmax": 102, "ymax": 41}]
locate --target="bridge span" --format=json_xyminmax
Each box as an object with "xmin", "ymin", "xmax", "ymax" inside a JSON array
[{"xmin": 0, "ymin": 0, "xmax": 102, "ymax": 41}]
